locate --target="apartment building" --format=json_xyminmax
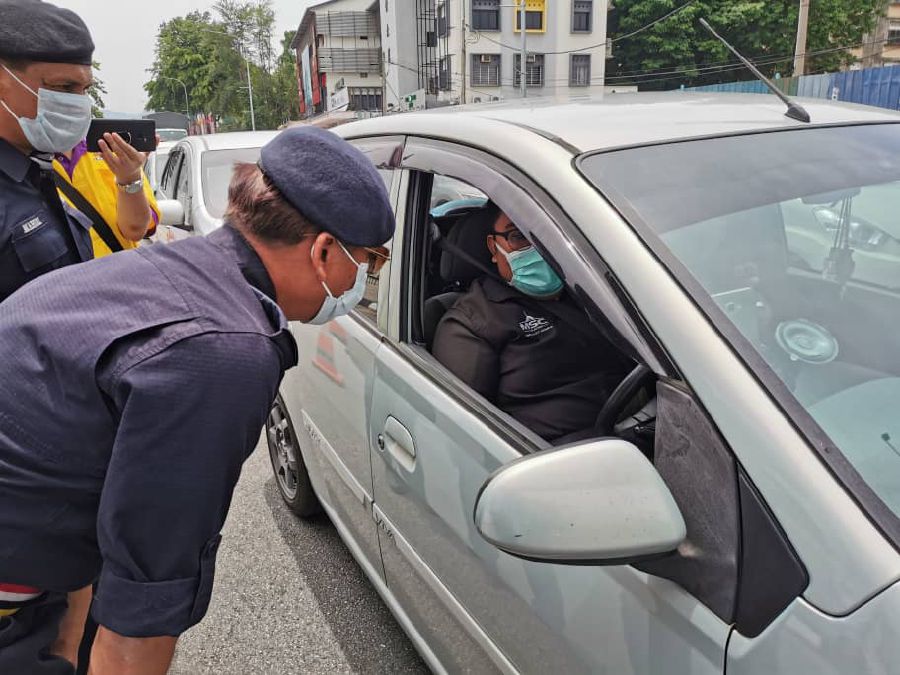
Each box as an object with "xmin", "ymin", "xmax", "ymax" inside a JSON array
[
  {"xmin": 857, "ymin": 1, "xmax": 900, "ymax": 68},
  {"xmin": 380, "ymin": 0, "xmax": 610, "ymax": 109},
  {"xmin": 292, "ymin": 0, "xmax": 384, "ymax": 119}
]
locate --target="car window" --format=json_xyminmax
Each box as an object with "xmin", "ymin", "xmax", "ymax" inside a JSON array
[
  {"xmin": 175, "ymin": 150, "xmax": 192, "ymax": 209},
  {"xmin": 353, "ymin": 166, "xmax": 395, "ymax": 326},
  {"xmin": 159, "ymin": 150, "xmax": 182, "ymax": 198},
  {"xmin": 415, "ymin": 169, "xmax": 636, "ymax": 449},
  {"xmin": 580, "ymin": 124, "xmax": 900, "ymax": 524},
  {"xmin": 347, "ymin": 137, "xmax": 404, "ymax": 329},
  {"xmin": 201, "ymin": 147, "xmax": 267, "ymax": 219}
]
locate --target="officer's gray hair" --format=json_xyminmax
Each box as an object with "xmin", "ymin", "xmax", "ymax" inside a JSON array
[{"xmin": 225, "ymin": 163, "xmax": 320, "ymax": 245}]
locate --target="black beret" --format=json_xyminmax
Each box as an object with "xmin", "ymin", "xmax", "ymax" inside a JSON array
[
  {"xmin": 0, "ymin": 1, "xmax": 94, "ymax": 65},
  {"xmin": 259, "ymin": 126, "xmax": 395, "ymax": 247}
]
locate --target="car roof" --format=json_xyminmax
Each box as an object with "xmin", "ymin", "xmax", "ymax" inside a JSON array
[
  {"xmin": 339, "ymin": 92, "xmax": 900, "ymax": 154},
  {"xmin": 175, "ymin": 130, "xmax": 281, "ymax": 152}
]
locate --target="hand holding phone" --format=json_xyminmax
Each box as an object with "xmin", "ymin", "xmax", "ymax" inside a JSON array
[
  {"xmin": 97, "ymin": 132, "xmax": 147, "ymax": 186},
  {"xmin": 86, "ymin": 119, "xmax": 156, "ymax": 153}
]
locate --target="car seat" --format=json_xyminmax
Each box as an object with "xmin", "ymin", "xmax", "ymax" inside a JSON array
[{"xmin": 423, "ymin": 208, "xmax": 497, "ymax": 349}]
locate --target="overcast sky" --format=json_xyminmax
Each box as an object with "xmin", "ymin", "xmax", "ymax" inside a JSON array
[{"xmin": 55, "ymin": 0, "xmax": 316, "ymax": 113}]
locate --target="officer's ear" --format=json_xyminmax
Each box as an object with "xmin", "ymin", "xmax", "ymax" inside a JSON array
[{"xmin": 309, "ymin": 232, "xmax": 336, "ymax": 284}]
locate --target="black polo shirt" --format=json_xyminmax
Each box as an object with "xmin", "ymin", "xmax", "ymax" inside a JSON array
[
  {"xmin": 432, "ymin": 277, "xmax": 632, "ymax": 441},
  {"xmin": 0, "ymin": 138, "xmax": 92, "ymax": 302},
  {"xmin": 0, "ymin": 224, "xmax": 297, "ymax": 637}
]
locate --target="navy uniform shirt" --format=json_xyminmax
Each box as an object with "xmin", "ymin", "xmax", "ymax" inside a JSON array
[
  {"xmin": 0, "ymin": 138, "xmax": 93, "ymax": 301},
  {"xmin": 0, "ymin": 224, "xmax": 297, "ymax": 637},
  {"xmin": 432, "ymin": 277, "xmax": 632, "ymax": 442}
]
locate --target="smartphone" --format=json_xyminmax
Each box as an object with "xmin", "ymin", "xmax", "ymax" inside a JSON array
[{"xmin": 86, "ymin": 119, "xmax": 157, "ymax": 153}]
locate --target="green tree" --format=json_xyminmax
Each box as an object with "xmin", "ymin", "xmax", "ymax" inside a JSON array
[
  {"xmin": 89, "ymin": 61, "xmax": 107, "ymax": 118},
  {"xmin": 144, "ymin": 1, "xmax": 295, "ymax": 131},
  {"xmin": 608, "ymin": 0, "xmax": 885, "ymax": 89}
]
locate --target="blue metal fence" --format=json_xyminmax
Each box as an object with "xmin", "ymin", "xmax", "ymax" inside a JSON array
[{"xmin": 687, "ymin": 64, "xmax": 900, "ymax": 112}]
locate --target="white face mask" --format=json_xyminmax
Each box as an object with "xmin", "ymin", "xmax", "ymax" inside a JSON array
[
  {"xmin": 307, "ymin": 241, "xmax": 369, "ymax": 326},
  {"xmin": 0, "ymin": 64, "xmax": 92, "ymax": 154}
]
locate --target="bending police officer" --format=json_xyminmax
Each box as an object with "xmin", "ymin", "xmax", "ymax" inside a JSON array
[{"xmin": 0, "ymin": 126, "xmax": 394, "ymax": 674}]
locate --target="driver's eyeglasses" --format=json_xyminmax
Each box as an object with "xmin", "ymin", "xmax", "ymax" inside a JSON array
[{"xmin": 491, "ymin": 228, "xmax": 530, "ymax": 250}]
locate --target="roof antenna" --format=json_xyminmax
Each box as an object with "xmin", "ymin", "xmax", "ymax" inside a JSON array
[{"xmin": 699, "ymin": 18, "xmax": 811, "ymax": 123}]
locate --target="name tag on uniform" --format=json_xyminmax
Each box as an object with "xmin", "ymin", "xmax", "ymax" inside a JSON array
[{"xmin": 21, "ymin": 216, "xmax": 43, "ymax": 234}]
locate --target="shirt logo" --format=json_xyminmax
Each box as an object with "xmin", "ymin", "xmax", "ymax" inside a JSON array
[
  {"xmin": 519, "ymin": 313, "xmax": 553, "ymax": 338},
  {"xmin": 21, "ymin": 216, "xmax": 43, "ymax": 234}
]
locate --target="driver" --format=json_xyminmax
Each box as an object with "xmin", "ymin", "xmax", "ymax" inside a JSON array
[{"xmin": 432, "ymin": 203, "xmax": 631, "ymax": 443}]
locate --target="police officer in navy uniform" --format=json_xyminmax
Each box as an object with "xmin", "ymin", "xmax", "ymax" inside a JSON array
[
  {"xmin": 0, "ymin": 126, "xmax": 394, "ymax": 674},
  {"xmin": 0, "ymin": 1, "xmax": 96, "ymax": 302}
]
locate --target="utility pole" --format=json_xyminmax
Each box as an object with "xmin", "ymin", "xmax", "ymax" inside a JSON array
[
  {"xmin": 793, "ymin": 0, "xmax": 810, "ymax": 77},
  {"xmin": 199, "ymin": 28, "xmax": 256, "ymax": 131},
  {"xmin": 520, "ymin": 0, "xmax": 527, "ymax": 98},
  {"xmin": 460, "ymin": 0, "xmax": 467, "ymax": 103},
  {"xmin": 243, "ymin": 44, "xmax": 257, "ymax": 131}
]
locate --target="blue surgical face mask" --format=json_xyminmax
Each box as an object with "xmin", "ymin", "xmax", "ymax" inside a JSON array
[
  {"xmin": 498, "ymin": 245, "xmax": 564, "ymax": 298},
  {"xmin": 0, "ymin": 64, "xmax": 92, "ymax": 154},
  {"xmin": 307, "ymin": 242, "xmax": 369, "ymax": 325}
]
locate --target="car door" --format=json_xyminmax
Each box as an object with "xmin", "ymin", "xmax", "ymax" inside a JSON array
[
  {"xmin": 153, "ymin": 148, "xmax": 188, "ymax": 244},
  {"xmin": 367, "ymin": 138, "xmax": 753, "ymax": 673},
  {"xmin": 279, "ymin": 136, "xmax": 405, "ymax": 586}
]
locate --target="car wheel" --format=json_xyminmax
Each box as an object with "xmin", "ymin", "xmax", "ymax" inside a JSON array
[{"xmin": 266, "ymin": 394, "xmax": 322, "ymax": 517}]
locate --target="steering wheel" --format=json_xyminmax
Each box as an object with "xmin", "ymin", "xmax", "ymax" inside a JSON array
[{"xmin": 594, "ymin": 364, "xmax": 656, "ymax": 436}]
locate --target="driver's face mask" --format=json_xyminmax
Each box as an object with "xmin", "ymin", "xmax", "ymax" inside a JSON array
[
  {"xmin": 497, "ymin": 244, "xmax": 564, "ymax": 298},
  {"xmin": 307, "ymin": 242, "xmax": 369, "ymax": 325},
  {"xmin": 0, "ymin": 64, "xmax": 92, "ymax": 154}
]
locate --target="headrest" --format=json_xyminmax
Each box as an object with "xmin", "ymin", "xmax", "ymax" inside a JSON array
[{"xmin": 439, "ymin": 206, "xmax": 498, "ymax": 286}]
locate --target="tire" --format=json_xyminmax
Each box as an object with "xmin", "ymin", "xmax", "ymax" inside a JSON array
[{"xmin": 266, "ymin": 394, "xmax": 322, "ymax": 518}]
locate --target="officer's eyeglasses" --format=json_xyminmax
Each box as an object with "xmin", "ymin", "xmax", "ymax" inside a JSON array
[
  {"xmin": 363, "ymin": 246, "xmax": 391, "ymax": 275},
  {"xmin": 491, "ymin": 228, "xmax": 530, "ymax": 251}
]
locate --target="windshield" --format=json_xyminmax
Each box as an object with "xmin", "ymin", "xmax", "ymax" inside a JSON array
[
  {"xmin": 580, "ymin": 124, "xmax": 900, "ymax": 520},
  {"xmin": 201, "ymin": 147, "xmax": 265, "ymax": 218},
  {"xmin": 157, "ymin": 128, "xmax": 188, "ymax": 142}
]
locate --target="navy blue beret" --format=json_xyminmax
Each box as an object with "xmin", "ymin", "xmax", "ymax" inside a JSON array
[
  {"xmin": 0, "ymin": 1, "xmax": 94, "ymax": 65},
  {"xmin": 259, "ymin": 126, "xmax": 395, "ymax": 247}
]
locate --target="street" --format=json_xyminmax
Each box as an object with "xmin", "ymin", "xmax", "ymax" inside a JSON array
[{"xmin": 169, "ymin": 435, "xmax": 428, "ymax": 675}]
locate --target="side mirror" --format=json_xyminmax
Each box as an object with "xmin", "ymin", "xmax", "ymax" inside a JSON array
[
  {"xmin": 157, "ymin": 199, "xmax": 188, "ymax": 229},
  {"xmin": 475, "ymin": 439, "xmax": 685, "ymax": 564}
]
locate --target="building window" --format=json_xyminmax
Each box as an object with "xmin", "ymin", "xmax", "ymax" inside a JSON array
[
  {"xmin": 472, "ymin": 0, "xmax": 500, "ymax": 31},
  {"xmin": 437, "ymin": 2, "xmax": 449, "ymax": 37},
  {"xmin": 570, "ymin": 54, "xmax": 590, "ymax": 86},
  {"xmin": 348, "ymin": 87, "xmax": 383, "ymax": 111},
  {"xmin": 572, "ymin": 1, "xmax": 592, "ymax": 32},
  {"xmin": 515, "ymin": 11, "xmax": 544, "ymax": 31},
  {"xmin": 890, "ymin": 20, "xmax": 900, "ymax": 45},
  {"xmin": 514, "ymin": 53, "xmax": 544, "ymax": 88},
  {"xmin": 471, "ymin": 54, "xmax": 501, "ymax": 87},
  {"xmin": 439, "ymin": 55, "xmax": 451, "ymax": 91}
]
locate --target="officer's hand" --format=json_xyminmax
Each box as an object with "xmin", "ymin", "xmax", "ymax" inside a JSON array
[{"xmin": 98, "ymin": 132, "xmax": 147, "ymax": 186}]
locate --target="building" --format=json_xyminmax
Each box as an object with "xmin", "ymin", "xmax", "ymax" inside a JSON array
[
  {"xmin": 291, "ymin": 0, "xmax": 385, "ymax": 119},
  {"xmin": 857, "ymin": 1, "xmax": 900, "ymax": 68},
  {"xmin": 380, "ymin": 0, "xmax": 610, "ymax": 109}
]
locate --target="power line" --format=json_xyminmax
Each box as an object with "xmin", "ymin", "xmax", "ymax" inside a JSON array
[{"xmin": 466, "ymin": 0, "xmax": 698, "ymax": 56}]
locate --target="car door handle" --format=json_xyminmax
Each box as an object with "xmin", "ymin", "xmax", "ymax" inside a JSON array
[{"xmin": 380, "ymin": 416, "xmax": 416, "ymax": 473}]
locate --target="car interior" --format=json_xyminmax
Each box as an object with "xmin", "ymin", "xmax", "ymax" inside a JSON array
[{"xmin": 414, "ymin": 174, "xmax": 658, "ymax": 457}]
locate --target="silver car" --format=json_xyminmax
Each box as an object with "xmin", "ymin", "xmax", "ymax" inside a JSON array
[
  {"xmin": 267, "ymin": 93, "xmax": 900, "ymax": 674},
  {"xmin": 154, "ymin": 130, "xmax": 280, "ymax": 242}
]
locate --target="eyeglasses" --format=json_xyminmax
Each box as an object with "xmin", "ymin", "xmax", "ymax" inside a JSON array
[
  {"xmin": 362, "ymin": 246, "xmax": 391, "ymax": 275},
  {"xmin": 491, "ymin": 228, "xmax": 530, "ymax": 250}
]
